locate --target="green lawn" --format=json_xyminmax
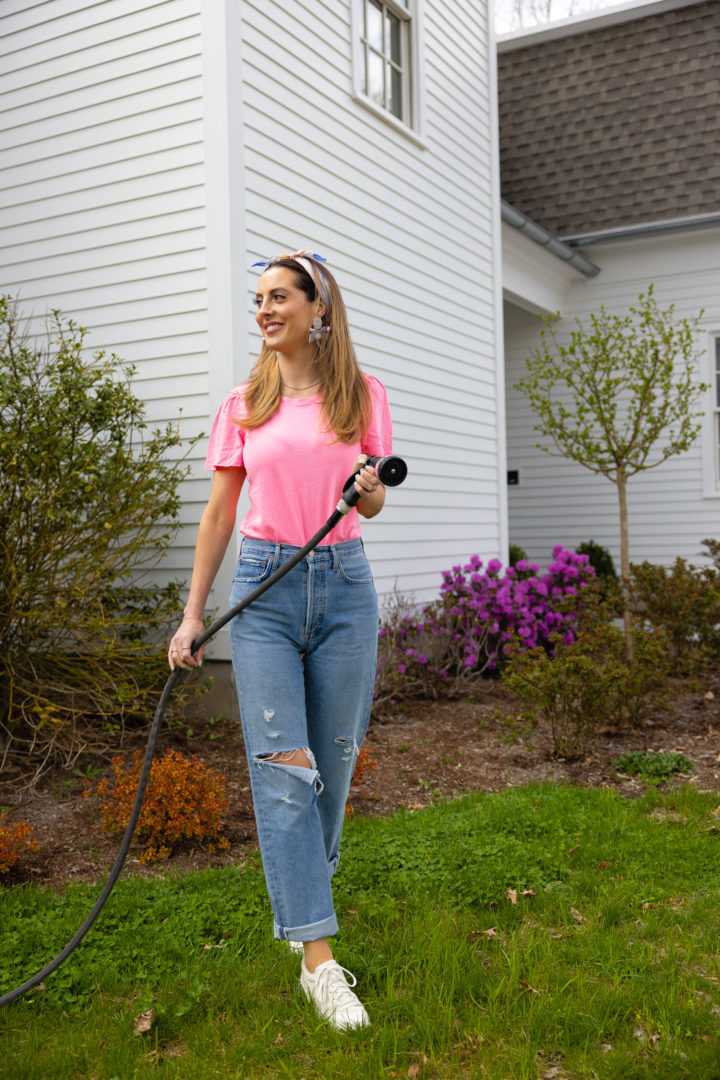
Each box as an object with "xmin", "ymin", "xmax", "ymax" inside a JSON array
[{"xmin": 2, "ymin": 783, "xmax": 720, "ymax": 1079}]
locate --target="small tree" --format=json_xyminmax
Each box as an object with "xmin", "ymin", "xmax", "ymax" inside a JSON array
[
  {"xmin": 0, "ymin": 297, "xmax": 201, "ymax": 780},
  {"xmin": 514, "ymin": 288, "xmax": 708, "ymax": 658}
]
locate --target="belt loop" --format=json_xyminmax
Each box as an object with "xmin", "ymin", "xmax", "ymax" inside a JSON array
[
  {"xmin": 273, "ymin": 542, "xmax": 281, "ymax": 571},
  {"xmin": 331, "ymin": 543, "xmax": 339, "ymax": 571}
]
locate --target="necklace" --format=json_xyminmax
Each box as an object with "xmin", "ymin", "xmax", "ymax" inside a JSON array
[{"xmin": 282, "ymin": 380, "xmax": 320, "ymax": 391}]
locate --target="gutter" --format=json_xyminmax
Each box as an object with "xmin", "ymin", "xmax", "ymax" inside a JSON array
[
  {"xmin": 501, "ymin": 200, "xmax": 601, "ymax": 277},
  {"xmin": 562, "ymin": 211, "xmax": 720, "ymax": 246}
]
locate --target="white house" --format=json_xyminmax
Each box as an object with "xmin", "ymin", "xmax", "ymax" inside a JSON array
[
  {"xmin": 498, "ymin": 0, "xmax": 720, "ymax": 570},
  {"xmin": 0, "ymin": 0, "xmax": 507, "ymax": 662}
]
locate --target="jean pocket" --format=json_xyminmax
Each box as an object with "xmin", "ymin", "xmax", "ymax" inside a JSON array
[
  {"xmin": 232, "ymin": 554, "xmax": 272, "ymax": 584},
  {"xmin": 336, "ymin": 548, "xmax": 374, "ymax": 585}
]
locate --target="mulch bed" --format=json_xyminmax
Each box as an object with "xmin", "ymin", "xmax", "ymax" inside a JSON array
[{"xmin": 2, "ymin": 674, "xmax": 720, "ymax": 890}]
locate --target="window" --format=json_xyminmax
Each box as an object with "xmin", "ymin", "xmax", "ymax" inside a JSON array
[{"xmin": 352, "ymin": 0, "xmax": 424, "ymax": 142}]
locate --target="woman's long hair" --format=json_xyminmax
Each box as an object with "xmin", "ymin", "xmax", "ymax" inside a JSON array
[{"xmin": 242, "ymin": 256, "xmax": 371, "ymax": 444}]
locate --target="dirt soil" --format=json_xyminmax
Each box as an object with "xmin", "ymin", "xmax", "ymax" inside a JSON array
[{"xmin": 2, "ymin": 674, "xmax": 720, "ymax": 891}]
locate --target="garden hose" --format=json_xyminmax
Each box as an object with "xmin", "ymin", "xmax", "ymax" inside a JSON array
[{"xmin": 0, "ymin": 455, "xmax": 408, "ymax": 1009}]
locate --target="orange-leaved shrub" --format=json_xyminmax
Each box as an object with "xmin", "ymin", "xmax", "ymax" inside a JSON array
[
  {"xmin": 97, "ymin": 748, "xmax": 230, "ymax": 864},
  {"xmin": 351, "ymin": 744, "xmax": 378, "ymax": 787},
  {"xmin": 0, "ymin": 820, "xmax": 39, "ymax": 873}
]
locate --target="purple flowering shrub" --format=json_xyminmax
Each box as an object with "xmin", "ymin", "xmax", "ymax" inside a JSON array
[
  {"xmin": 373, "ymin": 590, "xmax": 491, "ymax": 717},
  {"xmin": 441, "ymin": 546, "xmax": 595, "ymax": 672},
  {"xmin": 372, "ymin": 547, "xmax": 595, "ymax": 717}
]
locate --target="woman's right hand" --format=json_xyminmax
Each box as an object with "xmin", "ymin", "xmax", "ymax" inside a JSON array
[{"xmin": 168, "ymin": 616, "xmax": 206, "ymax": 670}]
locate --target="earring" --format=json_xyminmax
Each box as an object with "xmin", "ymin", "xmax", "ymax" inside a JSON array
[{"xmin": 308, "ymin": 316, "xmax": 329, "ymax": 344}]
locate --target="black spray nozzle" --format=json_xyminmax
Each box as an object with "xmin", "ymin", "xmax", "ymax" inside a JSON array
[
  {"xmin": 366, "ymin": 454, "xmax": 408, "ymax": 487},
  {"xmin": 338, "ymin": 454, "xmax": 408, "ymax": 513}
]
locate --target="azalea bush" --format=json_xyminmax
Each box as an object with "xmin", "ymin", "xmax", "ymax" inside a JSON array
[
  {"xmin": 373, "ymin": 547, "xmax": 595, "ymax": 716},
  {"xmin": 440, "ymin": 546, "xmax": 595, "ymax": 670}
]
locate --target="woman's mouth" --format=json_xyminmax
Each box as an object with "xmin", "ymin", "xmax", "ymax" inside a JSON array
[{"xmin": 264, "ymin": 322, "xmax": 282, "ymax": 335}]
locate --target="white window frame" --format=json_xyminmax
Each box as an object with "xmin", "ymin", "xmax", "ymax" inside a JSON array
[
  {"xmin": 351, "ymin": 0, "xmax": 426, "ymax": 147},
  {"xmin": 701, "ymin": 332, "xmax": 720, "ymax": 498}
]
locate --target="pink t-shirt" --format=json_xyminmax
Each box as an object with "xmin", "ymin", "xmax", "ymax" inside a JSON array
[{"xmin": 205, "ymin": 374, "xmax": 393, "ymax": 545}]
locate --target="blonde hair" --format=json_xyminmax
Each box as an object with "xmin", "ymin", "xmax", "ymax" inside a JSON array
[{"xmin": 242, "ymin": 256, "xmax": 371, "ymax": 444}]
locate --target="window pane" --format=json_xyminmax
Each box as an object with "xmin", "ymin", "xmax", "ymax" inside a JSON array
[
  {"xmin": 367, "ymin": 49, "xmax": 385, "ymax": 107},
  {"xmin": 716, "ymin": 373, "xmax": 720, "ymax": 409},
  {"xmin": 388, "ymin": 10, "xmax": 402, "ymax": 64},
  {"xmin": 389, "ymin": 64, "xmax": 402, "ymax": 119},
  {"xmin": 366, "ymin": 0, "xmax": 384, "ymax": 52}
]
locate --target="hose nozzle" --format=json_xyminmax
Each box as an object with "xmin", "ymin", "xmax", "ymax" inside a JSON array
[{"xmin": 337, "ymin": 454, "xmax": 408, "ymax": 514}]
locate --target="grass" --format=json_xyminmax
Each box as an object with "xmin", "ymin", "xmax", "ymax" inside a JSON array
[{"xmin": 2, "ymin": 782, "xmax": 720, "ymax": 1078}]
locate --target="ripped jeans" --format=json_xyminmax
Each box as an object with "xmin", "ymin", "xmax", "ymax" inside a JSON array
[{"xmin": 229, "ymin": 536, "xmax": 379, "ymax": 942}]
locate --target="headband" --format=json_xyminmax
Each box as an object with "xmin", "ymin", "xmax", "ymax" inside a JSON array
[{"xmin": 252, "ymin": 250, "xmax": 330, "ymax": 309}]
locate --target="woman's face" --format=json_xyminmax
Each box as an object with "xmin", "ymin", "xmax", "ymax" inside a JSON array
[{"xmin": 254, "ymin": 266, "xmax": 324, "ymax": 355}]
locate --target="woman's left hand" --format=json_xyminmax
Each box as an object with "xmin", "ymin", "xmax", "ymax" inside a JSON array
[
  {"xmin": 353, "ymin": 455, "xmax": 386, "ymax": 518},
  {"xmin": 353, "ymin": 455, "xmax": 381, "ymax": 497}
]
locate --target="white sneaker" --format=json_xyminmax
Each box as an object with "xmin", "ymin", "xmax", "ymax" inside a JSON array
[{"xmin": 299, "ymin": 959, "xmax": 370, "ymax": 1030}]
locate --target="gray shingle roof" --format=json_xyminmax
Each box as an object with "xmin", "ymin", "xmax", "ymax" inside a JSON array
[{"xmin": 498, "ymin": 1, "xmax": 720, "ymax": 237}]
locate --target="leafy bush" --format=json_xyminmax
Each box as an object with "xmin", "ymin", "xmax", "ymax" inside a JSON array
[
  {"xmin": 373, "ymin": 589, "xmax": 492, "ymax": 716},
  {"xmin": 504, "ymin": 614, "xmax": 670, "ymax": 758},
  {"xmin": 701, "ymin": 537, "xmax": 720, "ymax": 571},
  {"xmin": 508, "ymin": 543, "xmax": 528, "ymax": 567},
  {"xmin": 576, "ymin": 540, "xmax": 617, "ymax": 583},
  {"xmin": 373, "ymin": 548, "xmax": 596, "ymax": 716},
  {"xmin": 613, "ymin": 749, "xmax": 694, "ymax": 784},
  {"xmin": 0, "ymin": 297, "xmax": 202, "ymax": 780},
  {"xmin": 96, "ymin": 748, "xmax": 230, "ymax": 864},
  {"xmin": 439, "ymin": 546, "xmax": 596, "ymax": 671},
  {"xmin": 629, "ymin": 556, "xmax": 720, "ymax": 674},
  {"xmin": 351, "ymin": 744, "xmax": 378, "ymax": 787},
  {"xmin": 0, "ymin": 820, "xmax": 39, "ymax": 874}
]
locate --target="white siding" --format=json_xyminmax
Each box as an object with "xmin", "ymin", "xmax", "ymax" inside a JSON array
[
  {"xmin": 505, "ymin": 227, "xmax": 720, "ymax": 570},
  {"xmin": 1, "ymin": 0, "xmax": 504, "ymax": 647},
  {"xmin": 237, "ymin": 0, "xmax": 504, "ymax": 601},
  {"xmin": 0, "ymin": 0, "xmax": 209, "ymax": 590}
]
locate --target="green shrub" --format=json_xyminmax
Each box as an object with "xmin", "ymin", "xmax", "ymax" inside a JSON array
[
  {"xmin": 0, "ymin": 297, "xmax": 202, "ymax": 780},
  {"xmin": 576, "ymin": 540, "xmax": 617, "ymax": 583},
  {"xmin": 700, "ymin": 537, "xmax": 720, "ymax": 571},
  {"xmin": 613, "ymin": 749, "xmax": 694, "ymax": 784},
  {"xmin": 508, "ymin": 542, "xmax": 528, "ymax": 567},
  {"xmin": 503, "ymin": 613, "xmax": 669, "ymax": 758},
  {"xmin": 629, "ymin": 556, "xmax": 720, "ymax": 674}
]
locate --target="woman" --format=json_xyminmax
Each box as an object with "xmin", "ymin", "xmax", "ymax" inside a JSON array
[{"xmin": 168, "ymin": 250, "xmax": 392, "ymax": 1030}]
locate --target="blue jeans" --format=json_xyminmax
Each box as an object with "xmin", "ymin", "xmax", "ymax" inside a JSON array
[{"xmin": 229, "ymin": 536, "xmax": 379, "ymax": 942}]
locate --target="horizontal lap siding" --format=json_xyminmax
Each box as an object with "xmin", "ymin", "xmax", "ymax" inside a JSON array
[
  {"xmin": 240, "ymin": 0, "xmax": 501, "ymax": 602},
  {"xmin": 0, "ymin": 0, "xmax": 208, "ymax": 584},
  {"xmin": 505, "ymin": 230, "xmax": 720, "ymax": 570}
]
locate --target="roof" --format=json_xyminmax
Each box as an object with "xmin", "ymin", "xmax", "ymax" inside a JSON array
[{"xmin": 497, "ymin": 0, "xmax": 720, "ymax": 238}]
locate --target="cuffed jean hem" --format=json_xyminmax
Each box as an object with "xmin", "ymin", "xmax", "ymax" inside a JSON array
[{"xmin": 274, "ymin": 912, "xmax": 339, "ymax": 942}]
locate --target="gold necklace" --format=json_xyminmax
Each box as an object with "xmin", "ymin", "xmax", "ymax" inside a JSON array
[{"xmin": 282, "ymin": 380, "xmax": 320, "ymax": 391}]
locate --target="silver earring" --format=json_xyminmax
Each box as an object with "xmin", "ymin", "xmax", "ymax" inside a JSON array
[{"xmin": 308, "ymin": 316, "xmax": 329, "ymax": 344}]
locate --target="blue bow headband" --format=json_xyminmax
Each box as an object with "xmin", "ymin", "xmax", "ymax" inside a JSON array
[{"xmin": 252, "ymin": 250, "xmax": 330, "ymax": 309}]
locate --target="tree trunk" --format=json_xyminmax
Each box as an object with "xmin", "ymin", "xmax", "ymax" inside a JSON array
[{"xmin": 617, "ymin": 468, "xmax": 634, "ymax": 662}]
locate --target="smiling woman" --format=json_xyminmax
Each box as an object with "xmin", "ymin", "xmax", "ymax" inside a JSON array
[{"xmin": 167, "ymin": 250, "xmax": 393, "ymax": 1031}]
